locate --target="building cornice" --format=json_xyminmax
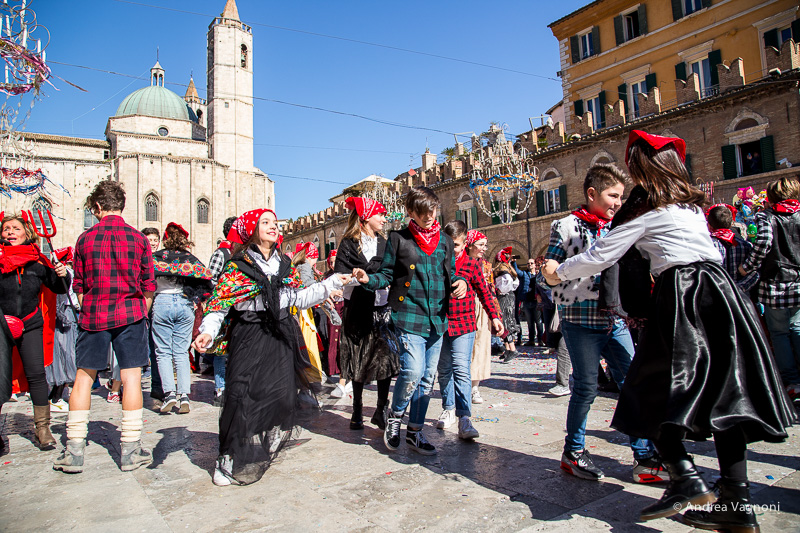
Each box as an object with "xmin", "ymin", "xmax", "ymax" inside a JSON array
[{"xmin": 3, "ymin": 131, "xmax": 110, "ymax": 148}]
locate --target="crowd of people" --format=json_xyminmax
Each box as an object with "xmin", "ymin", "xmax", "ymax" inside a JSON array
[{"xmin": 0, "ymin": 129, "xmax": 797, "ymax": 531}]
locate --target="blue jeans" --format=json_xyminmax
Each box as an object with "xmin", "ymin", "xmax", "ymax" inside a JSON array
[
  {"xmin": 213, "ymin": 355, "xmax": 227, "ymax": 391},
  {"xmin": 561, "ymin": 320, "xmax": 655, "ymax": 460},
  {"xmin": 763, "ymin": 306, "xmax": 800, "ymax": 384},
  {"xmin": 391, "ymin": 331, "xmax": 444, "ymax": 430},
  {"xmin": 437, "ymin": 332, "xmax": 475, "ymax": 417},
  {"xmin": 152, "ymin": 293, "xmax": 195, "ymax": 396}
]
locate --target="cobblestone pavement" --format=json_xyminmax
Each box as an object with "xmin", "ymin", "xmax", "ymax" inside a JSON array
[{"xmin": 2, "ymin": 344, "xmax": 798, "ymax": 533}]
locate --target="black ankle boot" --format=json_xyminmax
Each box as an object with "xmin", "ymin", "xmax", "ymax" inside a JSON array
[
  {"xmin": 640, "ymin": 457, "xmax": 715, "ymax": 521},
  {"xmin": 683, "ymin": 480, "xmax": 760, "ymax": 532},
  {"xmin": 350, "ymin": 403, "xmax": 364, "ymax": 430},
  {"xmin": 370, "ymin": 402, "xmax": 386, "ymax": 430}
]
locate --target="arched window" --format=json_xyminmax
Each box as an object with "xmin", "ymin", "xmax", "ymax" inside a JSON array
[
  {"xmin": 240, "ymin": 44, "xmax": 248, "ymax": 69},
  {"xmin": 197, "ymin": 198, "xmax": 210, "ymax": 224},
  {"xmin": 145, "ymin": 193, "xmax": 159, "ymax": 222}
]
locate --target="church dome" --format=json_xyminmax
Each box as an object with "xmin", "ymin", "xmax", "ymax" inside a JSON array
[{"xmin": 115, "ymin": 62, "xmax": 198, "ymax": 122}]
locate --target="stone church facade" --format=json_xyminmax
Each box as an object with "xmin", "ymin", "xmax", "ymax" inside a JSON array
[{"xmin": 0, "ymin": 0, "xmax": 273, "ymax": 262}]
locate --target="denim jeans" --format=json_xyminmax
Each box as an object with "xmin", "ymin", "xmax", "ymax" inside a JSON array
[
  {"xmin": 391, "ymin": 331, "xmax": 444, "ymax": 430},
  {"xmin": 152, "ymin": 293, "xmax": 195, "ymax": 396},
  {"xmin": 213, "ymin": 355, "xmax": 227, "ymax": 391},
  {"xmin": 763, "ymin": 306, "xmax": 800, "ymax": 384},
  {"xmin": 437, "ymin": 332, "xmax": 475, "ymax": 417},
  {"xmin": 561, "ymin": 319, "xmax": 655, "ymax": 460}
]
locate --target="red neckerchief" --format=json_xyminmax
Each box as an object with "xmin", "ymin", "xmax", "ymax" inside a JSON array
[
  {"xmin": 710, "ymin": 229, "xmax": 736, "ymax": 245},
  {"xmin": 0, "ymin": 243, "xmax": 52, "ymax": 274},
  {"xmin": 455, "ymin": 249, "xmax": 468, "ymax": 271},
  {"xmin": 218, "ymin": 240, "xmax": 232, "ymax": 250},
  {"xmin": 572, "ymin": 206, "xmax": 610, "ymax": 236},
  {"xmin": 773, "ymin": 199, "xmax": 800, "ymax": 214},
  {"xmin": 408, "ymin": 219, "xmax": 441, "ymax": 255}
]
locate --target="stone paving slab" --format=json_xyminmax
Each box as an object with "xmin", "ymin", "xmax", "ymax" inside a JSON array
[{"xmin": 1, "ymin": 346, "xmax": 798, "ymax": 532}]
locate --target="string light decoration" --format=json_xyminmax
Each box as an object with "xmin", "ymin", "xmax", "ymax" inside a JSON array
[{"xmin": 468, "ymin": 123, "xmax": 539, "ymax": 225}]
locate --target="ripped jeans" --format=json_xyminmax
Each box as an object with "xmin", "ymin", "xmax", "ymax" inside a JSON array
[{"xmin": 390, "ymin": 330, "xmax": 444, "ymax": 430}]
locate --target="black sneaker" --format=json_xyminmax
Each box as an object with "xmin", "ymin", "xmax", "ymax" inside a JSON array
[
  {"xmin": 160, "ymin": 393, "xmax": 177, "ymax": 414},
  {"xmin": 502, "ymin": 350, "xmax": 519, "ymax": 363},
  {"xmin": 406, "ymin": 429, "xmax": 437, "ymax": 455},
  {"xmin": 213, "ymin": 391, "xmax": 224, "ymax": 408},
  {"xmin": 561, "ymin": 450, "xmax": 605, "ymax": 480},
  {"xmin": 383, "ymin": 408, "xmax": 402, "ymax": 451}
]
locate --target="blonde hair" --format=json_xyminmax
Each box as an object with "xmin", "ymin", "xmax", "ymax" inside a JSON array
[{"xmin": 1, "ymin": 214, "xmax": 39, "ymax": 245}]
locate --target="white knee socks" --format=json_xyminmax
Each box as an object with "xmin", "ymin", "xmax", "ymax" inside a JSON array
[
  {"xmin": 120, "ymin": 409, "xmax": 144, "ymax": 443},
  {"xmin": 65, "ymin": 410, "xmax": 90, "ymax": 441}
]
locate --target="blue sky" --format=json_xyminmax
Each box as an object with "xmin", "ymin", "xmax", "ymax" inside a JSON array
[{"xmin": 20, "ymin": 0, "xmax": 588, "ymax": 220}]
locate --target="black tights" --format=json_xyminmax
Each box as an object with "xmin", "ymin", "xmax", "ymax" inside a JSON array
[
  {"xmin": 49, "ymin": 383, "xmax": 66, "ymax": 402},
  {"xmin": 16, "ymin": 326, "xmax": 49, "ymax": 406},
  {"xmin": 351, "ymin": 378, "xmax": 391, "ymax": 408},
  {"xmin": 653, "ymin": 424, "xmax": 748, "ymax": 483}
]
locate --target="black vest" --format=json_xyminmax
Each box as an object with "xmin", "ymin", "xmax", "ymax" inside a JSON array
[
  {"xmin": 386, "ymin": 228, "xmax": 454, "ymax": 312},
  {"xmin": 761, "ymin": 209, "xmax": 800, "ymax": 283}
]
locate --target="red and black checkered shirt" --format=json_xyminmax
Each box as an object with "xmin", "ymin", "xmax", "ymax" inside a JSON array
[
  {"xmin": 73, "ymin": 215, "xmax": 156, "ymax": 331},
  {"xmin": 447, "ymin": 256, "xmax": 501, "ymax": 337}
]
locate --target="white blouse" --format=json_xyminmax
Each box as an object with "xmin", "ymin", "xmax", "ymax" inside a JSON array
[
  {"xmin": 495, "ymin": 272, "xmax": 519, "ymax": 295},
  {"xmin": 557, "ymin": 204, "xmax": 722, "ymax": 281},
  {"xmin": 198, "ymin": 248, "xmax": 343, "ymax": 338}
]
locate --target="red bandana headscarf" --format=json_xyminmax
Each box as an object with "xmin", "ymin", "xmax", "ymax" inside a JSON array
[
  {"xmin": 495, "ymin": 246, "xmax": 512, "ymax": 263},
  {"xmin": 465, "ymin": 230, "xmax": 487, "ymax": 248},
  {"xmin": 773, "ymin": 199, "xmax": 800, "ymax": 214},
  {"xmin": 705, "ymin": 203, "xmax": 738, "ymax": 220},
  {"xmin": 408, "ymin": 219, "xmax": 441, "ymax": 255},
  {"xmin": 345, "ymin": 197, "xmax": 387, "ymax": 221},
  {"xmin": 326, "ymin": 249, "xmax": 337, "ymax": 270},
  {"xmin": 295, "ymin": 242, "xmax": 319, "ymax": 260},
  {"xmin": 227, "ymin": 209, "xmax": 277, "ymax": 244},
  {"xmin": 572, "ymin": 206, "xmax": 610, "ymax": 236},
  {"xmin": 163, "ymin": 222, "xmax": 189, "ymax": 241},
  {"xmin": 53, "ymin": 246, "xmax": 74, "ymax": 263},
  {"xmin": 625, "ymin": 130, "xmax": 686, "ymax": 165},
  {"xmin": 710, "ymin": 229, "xmax": 736, "ymax": 245}
]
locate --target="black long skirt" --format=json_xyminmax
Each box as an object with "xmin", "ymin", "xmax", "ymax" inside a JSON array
[
  {"xmin": 611, "ymin": 261, "xmax": 795, "ymax": 444},
  {"xmin": 218, "ymin": 311, "xmax": 315, "ymax": 485},
  {"xmin": 338, "ymin": 304, "xmax": 400, "ymax": 383}
]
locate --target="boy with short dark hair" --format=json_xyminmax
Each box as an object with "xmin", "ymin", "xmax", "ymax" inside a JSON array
[
  {"xmin": 54, "ymin": 180, "xmax": 156, "ymax": 473},
  {"xmin": 353, "ymin": 187, "xmax": 467, "ymax": 454},
  {"xmin": 541, "ymin": 163, "xmax": 664, "ymax": 483},
  {"xmin": 706, "ymin": 204, "xmax": 758, "ymax": 292},
  {"xmin": 141, "ymin": 227, "xmax": 160, "ymax": 253}
]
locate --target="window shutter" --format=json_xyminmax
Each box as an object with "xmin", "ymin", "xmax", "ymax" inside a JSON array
[
  {"xmin": 559, "ymin": 185, "xmax": 569, "ymax": 212},
  {"xmin": 614, "ymin": 15, "xmax": 624, "ymax": 45},
  {"xmin": 638, "ymin": 4, "xmax": 648, "ymax": 34},
  {"xmin": 763, "ymin": 28, "xmax": 779, "ymax": 49},
  {"xmin": 325, "ymin": 243, "xmax": 330, "ymax": 257},
  {"xmin": 470, "ymin": 206, "xmax": 478, "ymax": 229},
  {"xmin": 701, "ymin": 0, "xmax": 712, "ymax": 8},
  {"xmin": 509, "ymin": 196, "xmax": 517, "ymax": 222},
  {"xmin": 570, "ymin": 35, "xmax": 580, "ymax": 64},
  {"xmin": 591, "ymin": 26, "xmax": 601, "ymax": 55},
  {"xmin": 645, "ymin": 73, "xmax": 657, "ymax": 92},
  {"xmin": 574, "ymin": 99, "xmax": 584, "ymax": 117},
  {"xmin": 685, "ymin": 154, "xmax": 693, "ymax": 179},
  {"xmin": 618, "ymin": 83, "xmax": 627, "ymax": 104},
  {"xmin": 536, "ymin": 190, "xmax": 545, "ymax": 217},
  {"xmin": 671, "ymin": 0, "xmax": 683, "ymax": 21},
  {"xmin": 675, "ymin": 61, "xmax": 687, "ymax": 81},
  {"xmin": 708, "ymin": 49, "xmax": 722, "ymax": 87},
  {"xmin": 598, "ymin": 91, "xmax": 606, "ymax": 128},
  {"xmin": 455, "ymin": 209, "xmax": 462, "ymax": 221},
  {"xmin": 491, "ymin": 201, "xmax": 500, "ymax": 225},
  {"xmin": 721, "ymin": 145, "xmax": 738, "ymax": 180},
  {"xmin": 760, "ymin": 135, "xmax": 775, "ymax": 172},
  {"xmin": 792, "ymin": 19, "xmax": 800, "ymax": 42}
]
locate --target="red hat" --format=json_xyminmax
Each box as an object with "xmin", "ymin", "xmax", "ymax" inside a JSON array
[
  {"xmin": 326, "ymin": 249, "xmax": 337, "ymax": 269},
  {"xmin": 54, "ymin": 246, "xmax": 74, "ymax": 263},
  {"xmin": 495, "ymin": 246, "xmax": 512, "ymax": 263},
  {"xmin": 227, "ymin": 209, "xmax": 277, "ymax": 244},
  {"xmin": 345, "ymin": 196, "xmax": 387, "ymax": 221},
  {"xmin": 705, "ymin": 203, "xmax": 738, "ymax": 220},
  {"xmin": 163, "ymin": 222, "xmax": 189, "ymax": 241},
  {"xmin": 465, "ymin": 230, "xmax": 487, "ymax": 247},
  {"xmin": 625, "ymin": 130, "xmax": 686, "ymax": 165},
  {"xmin": 295, "ymin": 241, "xmax": 319, "ymax": 260}
]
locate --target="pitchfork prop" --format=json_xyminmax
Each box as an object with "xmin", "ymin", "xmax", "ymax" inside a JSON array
[{"xmin": 23, "ymin": 209, "xmax": 79, "ymax": 322}]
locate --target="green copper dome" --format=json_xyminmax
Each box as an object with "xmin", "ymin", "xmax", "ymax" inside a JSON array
[{"xmin": 115, "ymin": 85, "xmax": 198, "ymax": 122}]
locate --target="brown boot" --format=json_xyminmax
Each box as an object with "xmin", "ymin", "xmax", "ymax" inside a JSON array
[{"xmin": 33, "ymin": 404, "xmax": 57, "ymax": 450}]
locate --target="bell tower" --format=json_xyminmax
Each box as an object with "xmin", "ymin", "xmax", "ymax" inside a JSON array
[{"xmin": 207, "ymin": 0, "xmax": 253, "ymax": 172}]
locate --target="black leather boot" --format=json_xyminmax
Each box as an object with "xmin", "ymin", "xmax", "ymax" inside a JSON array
[
  {"xmin": 683, "ymin": 480, "xmax": 760, "ymax": 532},
  {"xmin": 640, "ymin": 457, "xmax": 715, "ymax": 521},
  {"xmin": 370, "ymin": 402, "xmax": 386, "ymax": 430},
  {"xmin": 350, "ymin": 403, "xmax": 364, "ymax": 430}
]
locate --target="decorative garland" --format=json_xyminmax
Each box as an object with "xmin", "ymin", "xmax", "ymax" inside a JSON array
[
  {"xmin": 0, "ymin": 37, "xmax": 52, "ymax": 96},
  {"xmin": 0, "ymin": 166, "xmax": 68, "ymax": 202}
]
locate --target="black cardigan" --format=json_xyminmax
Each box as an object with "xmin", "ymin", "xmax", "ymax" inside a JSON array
[{"xmin": 334, "ymin": 236, "xmax": 386, "ymax": 332}]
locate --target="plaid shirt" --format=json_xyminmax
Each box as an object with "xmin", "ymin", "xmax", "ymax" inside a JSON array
[
  {"xmin": 448, "ymin": 256, "xmax": 501, "ymax": 337},
  {"xmin": 711, "ymin": 235, "xmax": 759, "ymax": 292},
  {"xmin": 741, "ymin": 210, "xmax": 800, "ymax": 308},
  {"xmin": 208, "ymin": 247, "xmax": 228, "ymax": 283},
  {"xmin": 539, "ymin": 214, "xmax": 614, "ymax": 329},
  {"xmin": 366, "ymin": 231, "xmax": 463, "ymax": 337},
  {"xmin": 73, "ymin": 215, "xmax": 156, "ymax": 331}
]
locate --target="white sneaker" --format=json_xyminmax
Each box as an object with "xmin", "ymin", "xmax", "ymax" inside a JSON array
[
  {"xmin": 345, "ymin": 381, "xmax": 353, "ymax": 393},
  {"xmin": 330, "ymin": 383, "xmax": 346, "ymax": 398},
  {"xmin": 50, "ymin": 399, "xmax": 69, "ymax": 412},
  {"xmin": 436, "ymin": 409, "xmax": 456, "ymax": 429},
  {"xmin": 9, "ymin": 393, "xmax": 18, "ymax": 402},
  {"xmin": 458, "ymin": 416, "xmax": 479, "ymax": 440},
  {"xmin": 213, "ymin": 456, "xmax": 235, "ymax": 486},
  {"xmin": 548, "ymin": 384, "xmax": 571, "ymax": 396},
  {"xmin": 471, "ymin": 386, "xmax": 484, "ymax": 404}
]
